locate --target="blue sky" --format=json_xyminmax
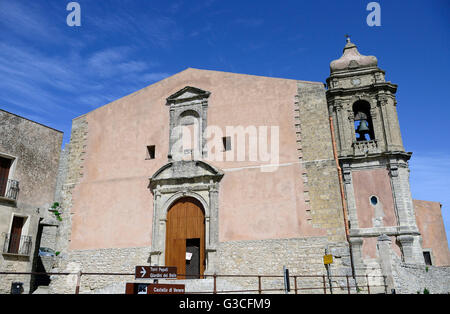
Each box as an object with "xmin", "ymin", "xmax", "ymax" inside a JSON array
[{"xmin": 0, "ymin": 0, "xmax": 449, "ymax": 245}]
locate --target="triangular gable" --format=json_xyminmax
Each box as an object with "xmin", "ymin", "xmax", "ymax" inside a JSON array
[{"xmin": 166, "ymin": 86, "xmax": 211, "ymax": 105}]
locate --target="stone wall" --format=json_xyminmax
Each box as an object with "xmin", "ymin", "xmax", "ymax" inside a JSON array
[
  {"xmin": 392, "ymin": 261, "xmax": 450, "ymax": 294},
  {"xmin": 54, "ymin": 146, "xmax": 68, "ymax": 204},
  {"xmin": 49, "ymin": 115, "xmax": 88, "ymax": 293},
  {"xmin": 49, "ymin": 237, "xmax": 356, "ymax": 294},
  {"xmin": 217, "ymin": 237, "xmax": 353, "ymax": 294},
  {"xmin": 296, "ymin": 82, "xmax": 347, "ymax": 243},
  {"xmin": 374, "ymin": 235, "xmax": 450, "ymax": 294},
  {"xmin": 49, "ymin": 246, "xmax": 151, "ymax": 294},
  {"xmin": 54, "ymin": 115, "xmax": 88, "ymax": 255},
  {"xmin": 0, "ymin": 258, "xmax": 31, "ymax": 294},
  {"xmin": 0, "ymin": 109, "xmax": 63, "ymax": 294},
  {"xmin": 0, "ymin": 109, "xmax": 63, "ymax": 211},
  {"xmin": 414, "ymin": 200, "xmax": 450, "ymax": 266}
]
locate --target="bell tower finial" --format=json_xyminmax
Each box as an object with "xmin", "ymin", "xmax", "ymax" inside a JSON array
[{"xmin": 345, "ymin": 34, "xmax": 351, "ymax": 43}]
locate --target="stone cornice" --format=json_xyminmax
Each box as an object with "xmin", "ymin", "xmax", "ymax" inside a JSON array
[
  {"xmin": 148, "ymin": 160, "xmax": 224, "ymax": 192},
  {"xmin": 339, "ymin": 151, "xmax": 412, "ymax": 162},
  {"xmin": 326, "ymin": 82, "xmax": 398, "ymax": 97},
  {"xmin": 166, "ymin": 86, "xmax": 211, "ymax": 105}
]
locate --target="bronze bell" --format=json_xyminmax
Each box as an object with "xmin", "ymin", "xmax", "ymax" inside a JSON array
[{"xmin": 356, "ymin": 119, "xmax": 370, "ymax": 140}]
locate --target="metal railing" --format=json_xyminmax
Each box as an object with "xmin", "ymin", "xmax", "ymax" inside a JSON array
[
  {"xmin": 0, "ymin": 179, "xmax": 20, "ymax": 201},
  {"xmin": 2, "ymin": 233, "xmax": 32, "ymax": 256},
  {"xmin": 0, "ymin": 271, "xmax": 388, "ymax": 294}
]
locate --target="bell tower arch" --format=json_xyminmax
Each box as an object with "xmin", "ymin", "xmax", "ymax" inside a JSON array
[{"xmin": 326, "ymin": 37, "xmax": 424, "ymax": 269}]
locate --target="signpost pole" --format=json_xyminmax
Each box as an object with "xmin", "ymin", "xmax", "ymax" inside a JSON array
[
  {"xmin": 75, "ymin": 271, "xmax": 82, "ymax": 294},
  {"xmin": 366, "ymin": 274, "xmax": 370, "ymax": 294},
  {"xmin": 324, "ymin": 249, "xmax": 334, "ymax": 295},
  {"xmin": 258, "ymin": 276, "xmax": 262, "ymax": 294},
  {"xmin": 322, "ymin": 275, "xmax": 327, "ymax": 294},
  {"xmin": 346, "ymin": 275, "xmax": 350, "ymax": 294},
  {"xmin": 283, "ymin": 266, "xmax": 290, "ymax": 294}
]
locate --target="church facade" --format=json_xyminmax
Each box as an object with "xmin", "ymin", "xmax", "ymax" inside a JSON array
[{"xmin": 48, "ymin": 39, "xmax": 450, "ymax": 294}]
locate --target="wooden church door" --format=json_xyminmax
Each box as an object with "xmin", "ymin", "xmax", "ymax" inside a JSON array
[{"xmin": 165, "ymin": 197, "xmax": 205, "ymax": 279}]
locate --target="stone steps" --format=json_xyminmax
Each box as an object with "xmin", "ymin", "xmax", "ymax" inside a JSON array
[{"xmin": 32, "ymin": 286, "xmax": 50, "ymax": 294}]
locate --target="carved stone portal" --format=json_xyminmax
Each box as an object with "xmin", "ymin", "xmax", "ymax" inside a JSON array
[{"xmin": 148, "ymin": 160, "xmax": 223, "ymax": 275}]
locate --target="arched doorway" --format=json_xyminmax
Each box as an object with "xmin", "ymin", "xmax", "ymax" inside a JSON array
[{"xmin": 165, "ymin": 197, "xmax": 205, "ymax": 279}]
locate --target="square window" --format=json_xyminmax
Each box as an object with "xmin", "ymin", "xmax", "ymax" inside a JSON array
[
  {"xmin": 222, "ymin": 137, "xmax": 231, "ymax": 151},
  {"xmin": 423, "ymin": 251, "xmax": 432, "ymax": 266},
  {"xmin": 146, "ymin": 146, "xmax": 155, "ymax": 160}
]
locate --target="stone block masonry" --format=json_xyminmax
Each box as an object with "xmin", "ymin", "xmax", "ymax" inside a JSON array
[
  {"xmin": 296, "ymin": 82, "xmax": 347, "ymax": 243},
  {"xmin": 392, "ymin": 259, "xmax": 450, "ymax": 294},
  {"xmin": 0, "ymin": 109, "xmax": 63, "ymax": 294},
  {"xmin": 54, "ymin": 115, "xmax": 88, "ymax": 255},
  {"xmin": 49, "ymin": 115, "xmax": 88, "ymax": 293},
  {"xmin": 217, "ymin": 237, "xmax": 353, "ymax": 294},
  {"xmin": 49, "ymin": 247, "xmax": 151, "ymax": 294},
  {"xmin": 48, "ymin": 237, "xmax": 355, "ymax": 294}
]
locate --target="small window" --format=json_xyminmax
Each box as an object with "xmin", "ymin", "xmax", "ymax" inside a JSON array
[
  {"xmin": 423, "ymin": 251, "xmax": 432, "ymax": 266},
  {"xmin": 370, "ymin": 196, "xmax": 378, "ymax": 206},
  {"xmin": 222, "ymin": 137, "xmax": 231, "ymax": 151},
  {"xmin": 146, "ymin": 146, "xmax": 155, "ymax": 160}
]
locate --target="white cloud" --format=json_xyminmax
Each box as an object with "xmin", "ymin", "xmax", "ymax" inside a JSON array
[
  {"xmin": 0, "ymin": 42, "xmax": 170, "ymax": 114},
  {"xmin": 0, "ymin": 1, "xmax": 64, "ymax": 43},
  {"xmin": 0, "ymin": 1, "xmax": 178, "ymax": 119},
  {"xmin": 87, "ymin": 8, "xmax": 182, "ymax": 49}
]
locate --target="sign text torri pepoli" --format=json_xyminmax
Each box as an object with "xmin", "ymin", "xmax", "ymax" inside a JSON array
[{"xmin": 135, "ymin": 266, "xmax": 178, "ymax": 279}]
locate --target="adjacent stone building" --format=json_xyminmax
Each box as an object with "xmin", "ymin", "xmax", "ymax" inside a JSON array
[
  {"xmin": 10, "ymin": 39, "xmax": 449, "ymax": 294},
  {"xmin": 0, "ymin": 109, "xmax": 63, "ymax": 294},
  {"xmin": 414, "ymin": 200, "xmax": 450, "ymax": 267}
]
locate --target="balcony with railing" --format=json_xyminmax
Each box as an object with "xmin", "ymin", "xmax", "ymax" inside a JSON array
[
  {"xmin": 0, "ymin": 179, "xmax": 20, "ymax": 204},
  {"xmin": 2, "ymin": 233, "xmax": 32, "ymax": 257},
  {"xmin": 352, "ymin": 139, "xmax": 380, "ymax": 156}
]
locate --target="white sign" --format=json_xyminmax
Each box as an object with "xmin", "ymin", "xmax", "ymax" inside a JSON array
[{"xmin": 186, "ymin": 252, "xmax": 192, "ymax": 261}]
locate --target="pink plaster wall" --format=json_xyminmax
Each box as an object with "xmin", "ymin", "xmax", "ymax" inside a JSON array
[
  {"xmin": 353, "ymin": 168, "xmax": 401, "ymax": 260},
  {"xmin": 362, "ymin": 237, "xmax": 377, "ymax": 259},
  {"xmin": 414, "ymin": 199, "xmax": 450, "ymax": 266},
  {"xmin": 352, "ymin": 169, "xmax": 397, "ymax": 229},
  {"xmin": 69, "ymin": 68, "xmax": 326, "ymax": 250},
  {"xmin": 361, "ymin": 236, "xmax": 402, "ymax": 260}
]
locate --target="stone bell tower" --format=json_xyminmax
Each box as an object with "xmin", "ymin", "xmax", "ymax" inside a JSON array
[{"xmin": 326, "ymin": 37, "xmax": 424, "ymax": 269}]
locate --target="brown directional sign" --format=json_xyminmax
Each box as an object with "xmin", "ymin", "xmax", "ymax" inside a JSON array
[
  {"xmin": 148, "ymin": 283, "xmax": 185, "ymax": 295},
  {"xmin": 125, "ymin": 283, "xmax": 185, "ymax": 294},
  {"xmin": 135, "ymin": 266, "xmax": 177, "ymax": 279}
]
